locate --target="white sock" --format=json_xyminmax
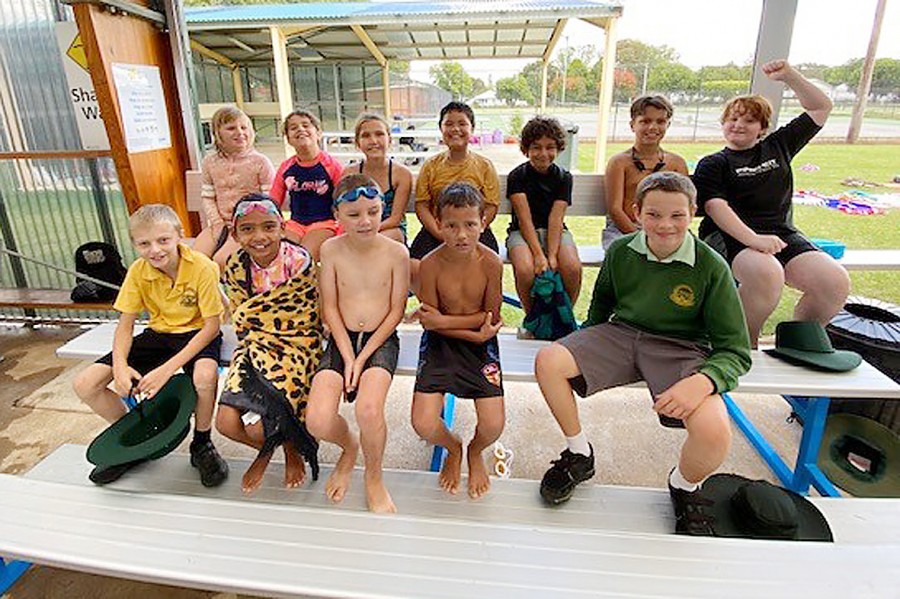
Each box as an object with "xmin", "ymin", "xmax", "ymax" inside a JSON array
[
  {"xmin": 565, "ymin": 432, "xmax": 591, "ymax": 457},
  {"xmin": 669, "ymin": 466, "xmax": 700, "ymax": 492}
]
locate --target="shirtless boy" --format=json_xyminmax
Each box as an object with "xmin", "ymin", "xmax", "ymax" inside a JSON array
[
  {"xmin": 603, "ymin": 95, "xmax": 688, "ymax": 249},
  {"xmin": 411, "ymin": 182, "xmax": 505, "ymax": 499},
  {"xmin": 305, "ymin": 173, "xmax": 409, "ymax": 513}
]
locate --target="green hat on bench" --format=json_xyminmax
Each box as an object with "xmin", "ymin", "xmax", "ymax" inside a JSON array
[
  {"xmin": 765, "ymin": 321, "xmax": 862, "ymax": 372},
  {"xmin": 702, "ymin": 473, "xmax": 833, "ymax": 541},
  {"xmin": 818, "ymin": 414, "xmax": 899, "ymax": 498},
  {"xmin": 87, "ymin": 373, "xmax": 197, "ymax": 468}
]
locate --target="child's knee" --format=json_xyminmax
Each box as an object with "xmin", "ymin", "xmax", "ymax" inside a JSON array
[
  {"xmin": 215, "ymin": 405, "xmax": 240, "ymax": 435},
  {"xmin": 535, "ymin": 343, "xmax": 572, "ymax": 380},
  {"xmin": 411, "ymin": 408, "xmax": 439, "ymax": 440},
  {"xmin": 192, "ymin": 363, "xmax": 219, "ymax": 394},
  {"xmin": 73, "ymin": 366, "xmax": 109, "ymax": 399},
  {"xmin": 687, "ymin": 398, "xmax": 732, "ymax": 448},
  {"xmin": 355, "ymin": 399, "xmax": 384, "ymax": 431},
  {"xmin": 476, "ymin": 409, "xmax": 505, "ymax": 441}
]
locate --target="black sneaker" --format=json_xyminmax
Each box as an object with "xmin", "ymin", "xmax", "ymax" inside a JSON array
[
  {"xmin": 669, "ymin": 481, "xmax": 716, "ymax": 536},
  {"xmin": 190, "ymin": 440, "xmax": 229, "ymax": 487},
  {"xmin": 540, "ymin": 445, "xmax": 595, "ymax": 505},
  {"xmin": 89, "ymin": 459, "xmax": 143, "ymax": 485}
]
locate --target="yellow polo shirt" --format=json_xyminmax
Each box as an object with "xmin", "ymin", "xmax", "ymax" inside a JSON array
[
  {"xmin": 415, "ymin": 150, "xmax": 500, "ymax": 215},
  {"xmin": 114, "ymin": 244, "xmax": 223, "ymax": 333}
]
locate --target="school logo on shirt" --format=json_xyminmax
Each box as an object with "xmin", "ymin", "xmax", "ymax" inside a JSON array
[
  {"xmin": 180, "ymin": 288, "xmax": 198, "ymax": 307},
  {"xmin": 482, "ymin": 362, "xmax": 501, "ymax": 387},
  {"xmin": 669, "ymin": 284, "xmax": 695, "ymax": 308}
]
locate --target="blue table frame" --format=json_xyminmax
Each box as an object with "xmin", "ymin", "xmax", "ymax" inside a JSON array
[
  {"xmin": 0, "ymin": 558, "xmax": 30, "ymax": 593},
  {"xmin": 429, "ymin": 394, "xmax": 457, "ymax": 472},
  {"xmin": 724, "ymin": 392, "xmax": 840, "ymax": 497}
]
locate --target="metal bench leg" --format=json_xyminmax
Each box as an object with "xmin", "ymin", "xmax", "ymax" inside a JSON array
[
  {"xmin": 724, "ymin": 393, "xmax": 840, "ymax": 497},
  {"xmin": 429, "ymin": 393, "xmax": 457, "ymax": 472},
  {"xmin": 0, "ymin": 558, "xmax": 30, "ymax": 593},
  {"xmin": 785, "ymin": 396, "xmax": 840, "ymax": 497}
]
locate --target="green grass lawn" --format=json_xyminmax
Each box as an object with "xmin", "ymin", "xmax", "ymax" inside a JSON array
[{"xmin": 413, "ymin": 142, "xmax": 900, "ymax": 334}]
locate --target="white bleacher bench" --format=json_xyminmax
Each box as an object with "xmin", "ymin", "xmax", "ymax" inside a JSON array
[
  {"xmin": 186, "ymin": 170, "xmax": 897, "ymax": 270},
  {"xmin": 14, "ymin": 323, "xmax": 896, "ymax": 597},
  {"xmin": 0, "ymin": 443, "xmax": 898, "ymax": 598},
  {"xmin": 57, "ymin": 322, "xmax": 900, "ymax": 498}
]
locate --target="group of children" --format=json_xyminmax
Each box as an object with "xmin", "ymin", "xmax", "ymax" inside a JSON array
[{"xmin": 73, "ymin": 60, "xmax": 838, "ymax": 533}]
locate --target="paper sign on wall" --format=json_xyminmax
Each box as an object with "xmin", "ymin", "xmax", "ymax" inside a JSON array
[
  {"xmin": 111, "ymin": 63, "xmax": 171, "ymax": 153},
  {"xmin": 54, "ymin": 22, "xmax": 110, "ymax": 150}
]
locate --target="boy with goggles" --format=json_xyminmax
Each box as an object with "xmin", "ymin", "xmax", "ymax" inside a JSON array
[{"xmin": 305, "ymin": 174, "xmax": 410, "ymax": 513}]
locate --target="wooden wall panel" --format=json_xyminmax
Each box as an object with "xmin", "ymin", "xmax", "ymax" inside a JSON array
[{"xmin": 73, "ymin": 2, "xmax": 194, "ymax": 234}]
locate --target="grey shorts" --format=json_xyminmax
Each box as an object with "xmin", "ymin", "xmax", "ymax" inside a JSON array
[
  {"xmin": 556, "ymin": 321, "xmax": 710, "ymax": 428},
  {"xmin": 506, "ymin": 228, "xmax": 576, "ymax": 251},
  {"xmin": 601, "ymin": 219, "xmax": 630, "ymax": 250}
]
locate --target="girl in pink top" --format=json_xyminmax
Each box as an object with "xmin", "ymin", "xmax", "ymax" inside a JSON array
[{"xmin": 193, "ymin": 107, "xmax": 276, "ymax": 271}]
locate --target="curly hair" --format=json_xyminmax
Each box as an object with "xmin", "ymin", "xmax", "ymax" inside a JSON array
[{"xmin": 519, "ymin": 115, "xmax": 566, "ymax": 154}]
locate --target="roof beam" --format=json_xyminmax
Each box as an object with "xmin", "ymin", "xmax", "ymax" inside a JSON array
[
  {"xmin": 190, "ymin": 39, "xmax": 234, "ymax": 67},
  {"xmin": 350, "ymin": 24, "xmax": 387, "ymax": 67},
  {"xmin": 542, "ymin": 18, "xmax": 568, "ymax": 62},
  {"xmin": 298, "ymin": 40, "xmax": 548, "ymax": 50},
  {"xmin": 226, "ymin": 36, "xmax": 256, "ymax": 54}
]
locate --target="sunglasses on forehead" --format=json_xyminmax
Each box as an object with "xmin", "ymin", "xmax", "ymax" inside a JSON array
[{"xmin": 334, "ymin": 185, "xmax": 382, "ymax": 206}]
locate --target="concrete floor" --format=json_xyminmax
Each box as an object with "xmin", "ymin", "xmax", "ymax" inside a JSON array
[{"xmin": 0, "ymin": 323, "xmax": 801, "ymax": 598}]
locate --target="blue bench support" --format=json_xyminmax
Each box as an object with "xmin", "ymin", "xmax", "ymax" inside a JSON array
[
  {"xmin": 723, "ymin": 392, "xmax": 840, "ymax": 497},
  {"xmin": 0, "ymin": 558, "xmax": 30, "ymax": 593},
  {"xmin": 429, "ymin": 393, "xmax": 457, "ymax": 472}
]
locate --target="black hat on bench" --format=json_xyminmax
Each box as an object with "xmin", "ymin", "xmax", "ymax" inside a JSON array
[
  {"xmin": 87, "ymin": 373, "xmax": 197, "ymax": 468},
  {"xmin": 702, "ymin": 473, "xmax": 833, "ymax": 542}
]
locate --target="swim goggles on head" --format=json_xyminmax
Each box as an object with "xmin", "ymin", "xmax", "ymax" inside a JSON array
[
  {"xmin": 232, "ymin": 200, "xmax": 282, "ymax": 226},
  {"xmin": 333, "ymin": 185, "xmax": 382, "ymax": 207}
]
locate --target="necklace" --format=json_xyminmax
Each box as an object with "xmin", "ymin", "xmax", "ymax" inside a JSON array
[{"xmin": 630, "ymin": 147, "xmax": 666, "ymax": 173}]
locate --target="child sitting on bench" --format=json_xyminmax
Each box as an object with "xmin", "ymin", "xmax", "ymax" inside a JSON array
[
  {"xmin": 305, "ymin": 174, "xmax": 409, "ymax": 513},
  {"xmin": 215, "ymin": 194, "xmax": 322, "ymax": 494},
  {"xmin": 535, "ymin": 172, "xmax": 751, "ymax": 536},
  {"xmin": 73, "ymin": 204, "xmax": 228, "ymax": 487},
  {"xmin": 411, "ymin": 182, "xmax": 505, "ymax": 500}
]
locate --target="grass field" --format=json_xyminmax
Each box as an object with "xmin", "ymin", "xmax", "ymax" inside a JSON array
[{"xmin": 410, "ymin": 142, "xmax": 900, "ymax": 334}]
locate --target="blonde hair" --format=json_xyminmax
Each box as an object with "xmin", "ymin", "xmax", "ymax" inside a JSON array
[
  {"xmin": 128, "ymin": 204, "xmax": 184, "ymax": 239},
  {"xmin": 721, "ymin": 95, "xmax": 773, "ymax": 132},
  {"xmin": 354, "ymin": 113, "xmax": 392, "ymax": 144},
  {"xmin": 211, "ymin": 106, "xmax": 254, "ymax": 153}
]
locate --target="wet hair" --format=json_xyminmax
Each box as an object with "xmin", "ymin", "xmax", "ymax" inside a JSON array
[
  {"xmin": 282, "ymin": 109, "xmax": 322, "ymax": 136},
  {"xmin": 721, "ymin": 95, "xmax": 772, "ymax": 132},
  {"xmin": 128, "ymin": 204, "xmax": 183, "ymax": 239},
  {"xmin": 211, "ymin": 106, "xmax": 254, "ymax": 153},
  {"xmin": 519, "ymin": 115, "xmax": 566, "ymax": 154},
  {"xmin": 634, "ymin": 172, "xmax": 697, "ymax": 211},
  {"xmin": 630, "ymin": 95, "xmax": 674, "ymax": 120},
  {"xmin": 436, "ymin": 182, "xmax": 484, "ymax": 218},
  {"xmin": 439, "ymin": 101, "xmax": 475, "ymax": 128},
  {"xmin": 333, "ymin": 173, "xmax": 382, "ymax": 204},
  {"xmin": 354, "ymin": 113, "xmax": 391, "ymax": 144}
]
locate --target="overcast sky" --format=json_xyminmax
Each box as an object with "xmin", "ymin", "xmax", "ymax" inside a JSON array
[{"xmin": 407, "ymin": 0, "xmax": 899, "ymax": 84}]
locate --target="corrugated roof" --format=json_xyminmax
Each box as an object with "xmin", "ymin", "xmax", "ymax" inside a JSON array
[
  {"xmin": 187, "ymin": 1, "xmax": 622, "ymax": 64},
  {"xmin": 186, "ymin": 1, "xmax": 622, "ymax": 28}
]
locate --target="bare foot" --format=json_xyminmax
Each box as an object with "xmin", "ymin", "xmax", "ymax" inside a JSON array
[
  {"xmin": 242, "ymin": 451, "xmax": 273, "ymax": 494},
  {"xmin": 325, "ymin": 436, "xmax": 359, "ymax": 503},
  {"xmin": 439, "ymin": 438, "xmax": 463, "ymax": 495},
  {"xmin": 283, "ymin": 442, "xmax": 306, "ymax": 489},
  {"xmin": 365, "ymin": 472, "xmax": 397, "ymax": 514},
  {"xmin": 467, "ymin": 445, "xmax": 491, "ymax": 499}
]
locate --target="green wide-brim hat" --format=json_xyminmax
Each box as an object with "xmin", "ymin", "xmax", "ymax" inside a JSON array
[
  {"xmin": 87, "ymin": 373, "xmax": 197, "ymax": 467},
  {"xmin": 764, "ymin": 321, "xmax": 862, "ymax": 372},
  {"xmin": 818, "ymin": 414, "xmax": 899, "ymax": 498},
  {"xmin": 702, "ymin": 474, "xmax": 833, "ymax": 542}
]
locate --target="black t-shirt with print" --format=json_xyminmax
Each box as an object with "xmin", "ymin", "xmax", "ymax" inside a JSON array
[
  {"xmin": 506, "ymin": 162, "xmax": 573, "ymax": 232},
  {"xmin": 694, "ymin": 112, "xmax": 821, "ymax": 238}
]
